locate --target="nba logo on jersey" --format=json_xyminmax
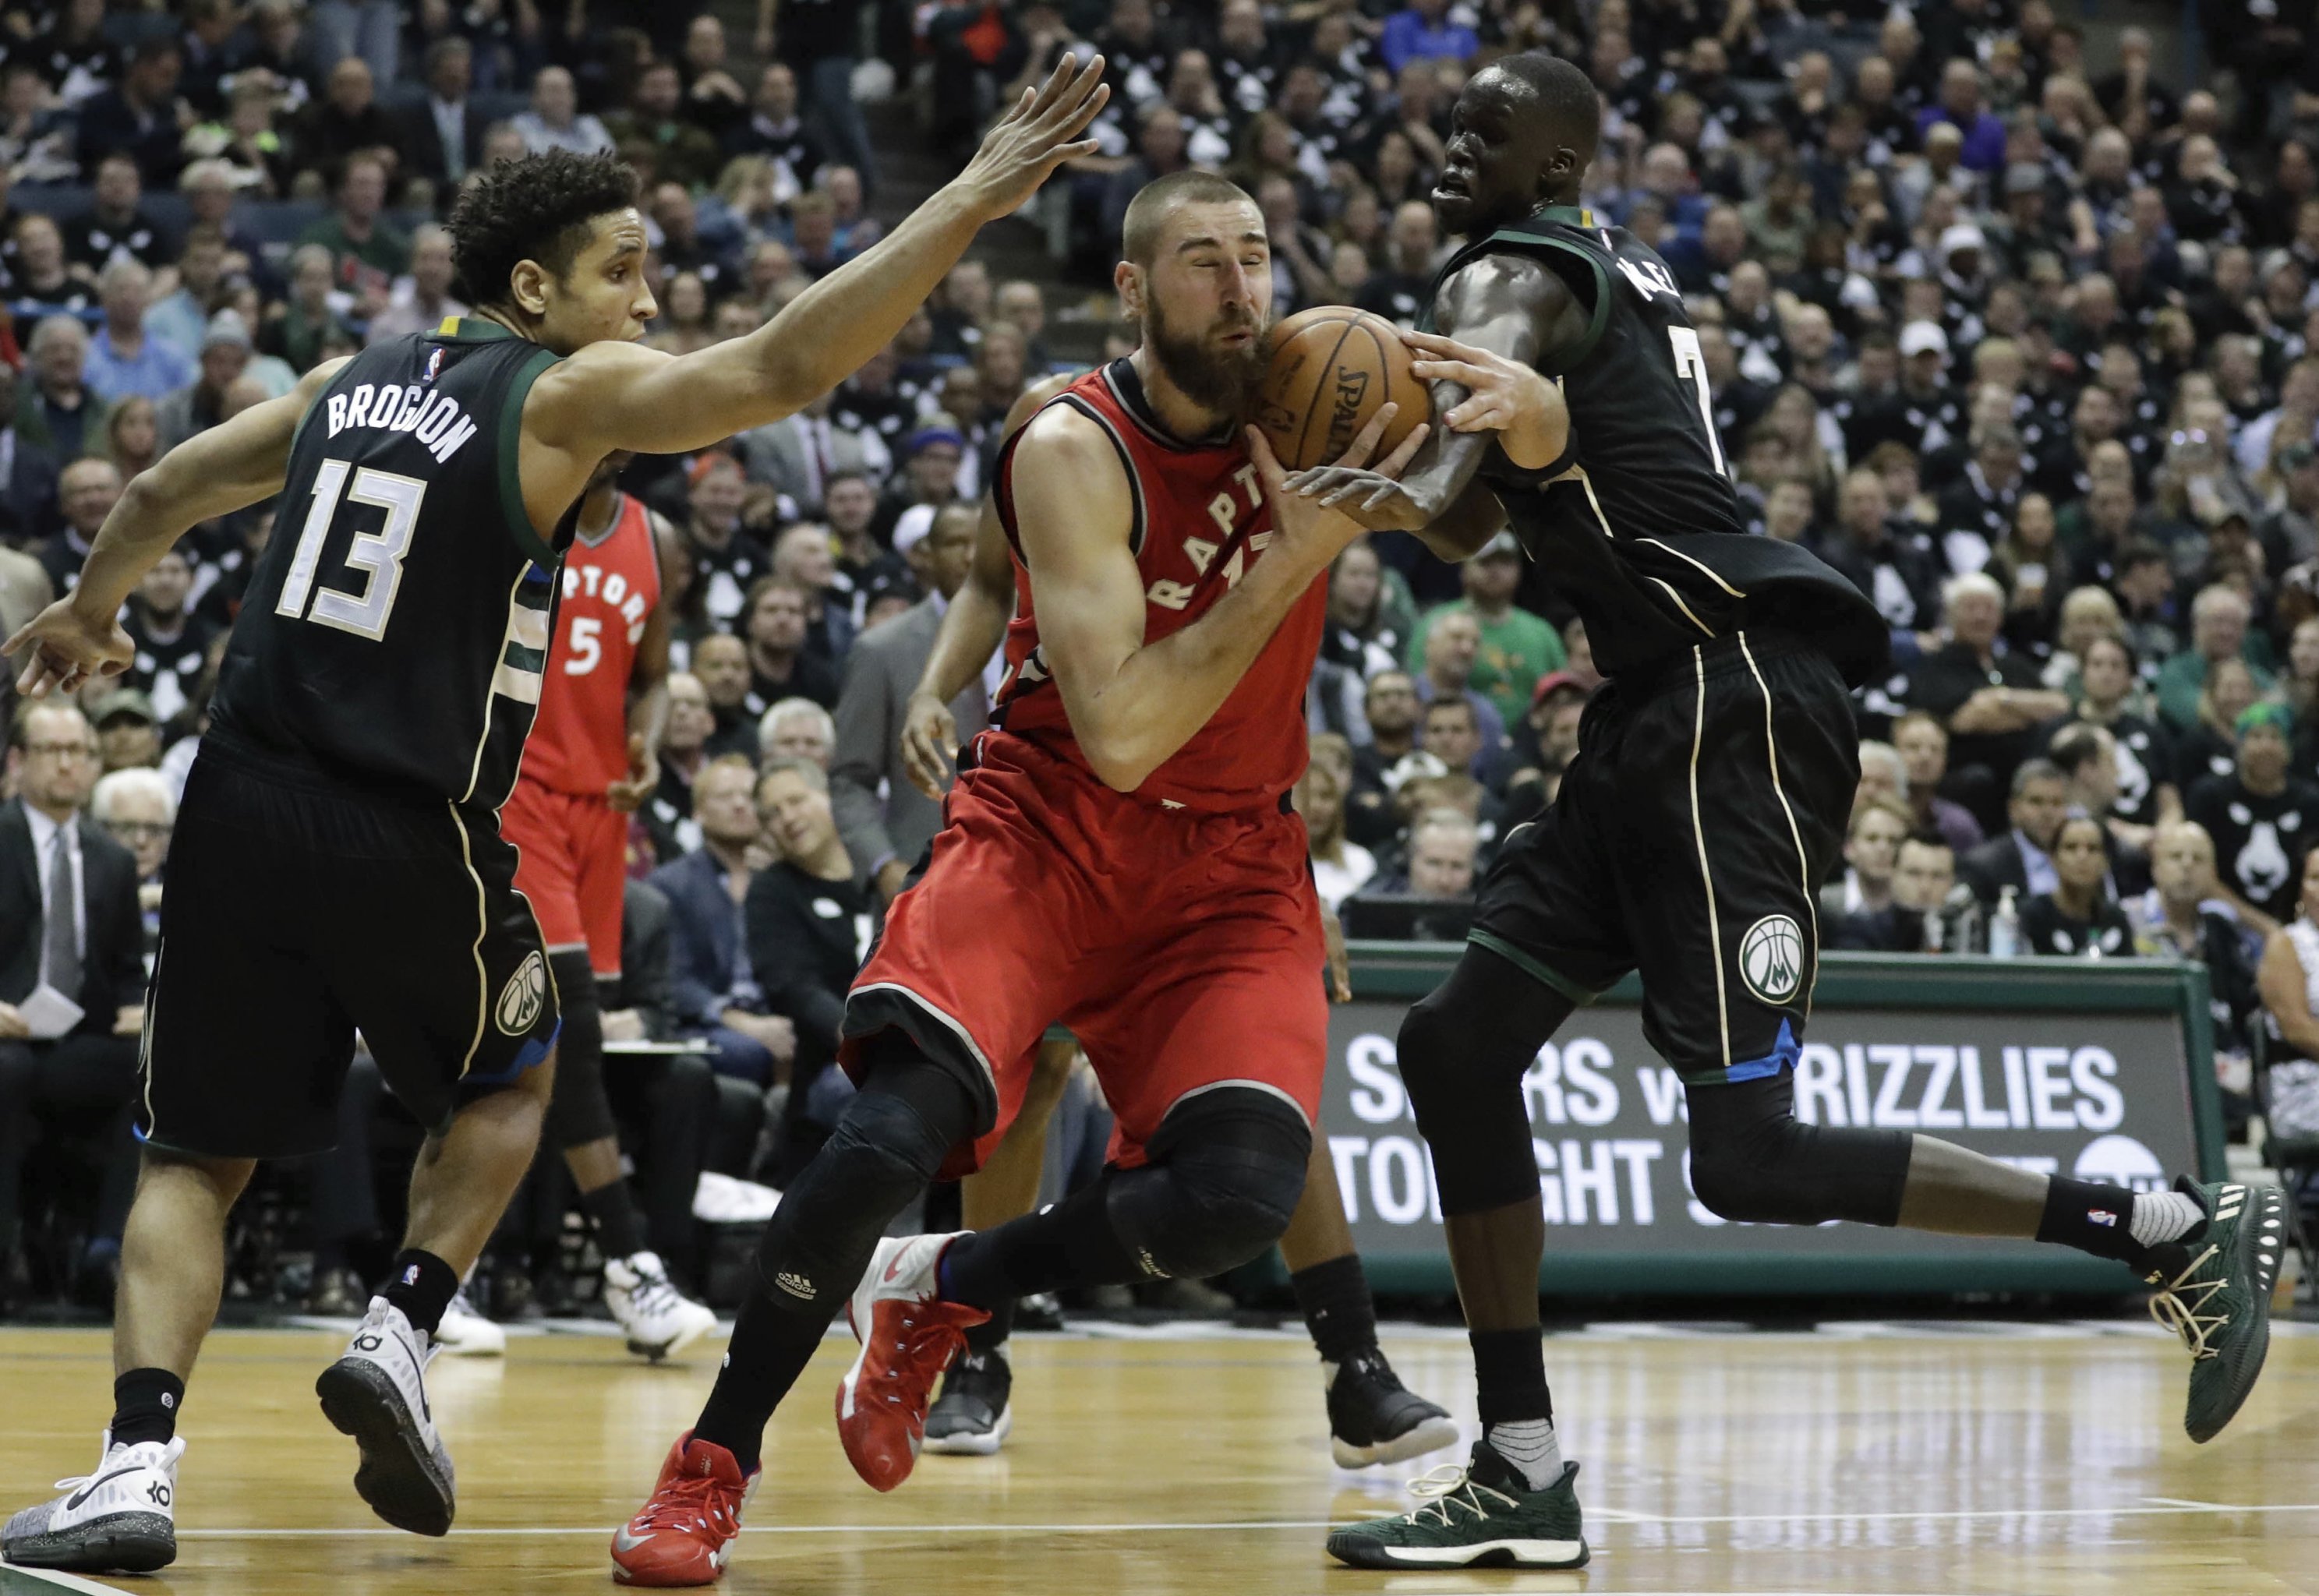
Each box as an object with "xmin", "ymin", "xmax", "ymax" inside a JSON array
[{"xmin": 423, "ymin": 348, "xmax": 444, "ymax": 383}]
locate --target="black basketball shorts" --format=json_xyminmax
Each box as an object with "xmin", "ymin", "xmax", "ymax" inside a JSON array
[
  {"xmin": 1469, "ymin": 629, "xmax": 1857, "ymax": 1086},
  {"xmin": 140, "ymin": 736, "xmax": 562, "ymax": 1160}
]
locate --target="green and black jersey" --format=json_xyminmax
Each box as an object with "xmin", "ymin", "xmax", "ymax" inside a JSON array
[
  {"xmin": 210, "ymin": 317, "xmax": 578, "ymax": 810},
  {"xmin": 1421, "ymin": 207, "xmax": 1886, "ymax": 687}
]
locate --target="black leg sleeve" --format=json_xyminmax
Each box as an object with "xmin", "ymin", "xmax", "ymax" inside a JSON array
[{"xmin": 1398, "ymin": 945, "xmax": 1577, "ymax": 1216}]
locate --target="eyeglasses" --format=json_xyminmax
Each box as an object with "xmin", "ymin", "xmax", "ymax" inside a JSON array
[
  {"xmin": 22, "ymin": 741, "xmax": 92, "ymax": 759},
  {"xmin": 104, "ymin": 821, "xmax": 171, "ymax": 841}
]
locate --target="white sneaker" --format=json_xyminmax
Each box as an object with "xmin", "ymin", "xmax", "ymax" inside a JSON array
[
  {"xmin": 314, "ymin": 1296, "xmax": 457, "ymax": 1536},
  {"xmin": 2, "ymin": 1431, "xmax": 182, "ymax": 1573},
  {"xmin": 694, "ymin": 1171, "xmax": 782, "ymax": 1223},
  {"xmin": 603, "ymin": 1251, "xmax": 719, "ymax": 1361},
  {"xmin": 433, "ymin": 1284, "xmax": 506, "ymax": 1358}
]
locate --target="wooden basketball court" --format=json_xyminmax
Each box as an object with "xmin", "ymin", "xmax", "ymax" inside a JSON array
[{"xmin": 2, "ymin": 1315, "xmax": 2314, "ymax": 1594}]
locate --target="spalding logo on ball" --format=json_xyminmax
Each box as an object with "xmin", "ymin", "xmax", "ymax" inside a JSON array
[
  {"xmin": 497, "ymin": 949, "xmax": 548, "ymax": 1036},
  {"xmin": 1254, "ymin": 306, "xmax": 1431, "ymax": 471},
  {"xmin": 1739, "ymin": 915, "xmax": 1804, "ymax": 1005}
]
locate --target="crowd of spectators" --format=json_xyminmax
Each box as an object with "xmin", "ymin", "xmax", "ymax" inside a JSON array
[{"xmin": 6, "ymin": 0, "xmax": 2319, "ymax": 1308}]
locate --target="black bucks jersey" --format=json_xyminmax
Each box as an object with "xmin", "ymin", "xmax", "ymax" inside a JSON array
[
  {"xmin": 210, "ymin": 317, "xmax": 574, "ymax": 809},
  {"xmin": 1419, "ymin": 208, "xmax": 1886, "ymax": 687}
]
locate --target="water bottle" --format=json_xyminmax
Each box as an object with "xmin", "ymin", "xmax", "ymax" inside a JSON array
[{"xmin": 1988, "ymin": 885, "xmax": 2020, "ymax": 959}]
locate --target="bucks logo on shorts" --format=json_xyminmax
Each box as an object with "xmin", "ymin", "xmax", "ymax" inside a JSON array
[
  {"xmin": 1739, "ymin": 914, "xmax": 1805, "ymax": 1005},
  {"xmin": 496, "ymin": 948, "xmax": 547, "ymax": 1035}
]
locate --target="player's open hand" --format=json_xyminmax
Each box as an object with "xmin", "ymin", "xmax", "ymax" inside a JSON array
[
  {"xmin": 1279, "ymin": 400, "xmax": 1436, "ymax": 533},
  {"xmin": 956, "ymin": 52, "xmax": 1109, "ymax": 222},
  {"xmin": 1249, "ymin": 401, "xmax": 1428, "ymax": 558},
  {"xmin": 5, "ymin": 595, "xmax": 133, "ymax": 699},
  {"xmin": 1402, "ymin": 330, "xmax": 1569, "ymax": 468},
  {"xmin": 901, "ymin": 688, "xmax": 961, "ymax": 801}
]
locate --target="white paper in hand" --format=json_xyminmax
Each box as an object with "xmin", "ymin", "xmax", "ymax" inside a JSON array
[{"xmin": 19, "ymin": 983, "xmax": 85, "ymax": 1040}]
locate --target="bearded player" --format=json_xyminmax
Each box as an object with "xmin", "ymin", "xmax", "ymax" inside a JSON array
[
  {"xmin": 1268, "ymin": 52, "xmax": 2282, "ymax": 1569},
  {"xmin": 610, "ymin": 169, "xmax": 1433, "ymax": 1587},
  {"xmin": 497, "ymin": 450, "xmax": 719, "ymax": 1360},
  {"xmin": 896, "ymin": 376, "xmax": 1455, "ymax": 1467}
]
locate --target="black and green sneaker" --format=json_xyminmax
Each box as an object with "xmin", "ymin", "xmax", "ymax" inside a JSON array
[
  {"xmin": 1325, "ymin": 1441, "xmax": 1588, "ymax": 1570},
  {"xmin": 2143, "ymin": 1177, "xmax": 2289, "ymax": 1444}
]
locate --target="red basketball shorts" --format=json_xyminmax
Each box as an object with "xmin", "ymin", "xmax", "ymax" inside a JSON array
[
  {"xmin": 504, "ymin": 777, "xmax": 629, "ymax": 977},
  {"xmin": 840, "ymin": 734, "xmax": 1327, "ymax": 1177}
]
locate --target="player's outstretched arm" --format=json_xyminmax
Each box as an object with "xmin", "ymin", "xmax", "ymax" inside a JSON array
[
  {"xmin": 528, "ymin": 56, "xmax": 1108, "ymax": 464},
  {"xmin": 1282, "ymin": 254, "xmax": 1585, "ymax": 558},
  {"xmin": 5, "ymin": 357, "xmax": 349, "ymax": 697},
  {"xmin": 900, "ymin": 374, "xmax": 1073, "ymax": 797},
  {"xmin": 1016, "ymin": 401, "xmax": 1423, "ymax": 793}
]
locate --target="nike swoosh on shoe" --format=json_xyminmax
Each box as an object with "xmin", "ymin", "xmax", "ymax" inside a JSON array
[{"xmin": 64, "ymin": 1467, "xmax": 140, "ymax": 1512}]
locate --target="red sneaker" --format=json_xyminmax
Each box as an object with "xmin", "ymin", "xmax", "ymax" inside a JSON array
[
  {"xmin": 836, "ymin": 1234, "xmax": 989, "ymax": 1492},
  {"xmin": 610, "ymin": 1432, "xmax": 758, "ymax": 1587}
]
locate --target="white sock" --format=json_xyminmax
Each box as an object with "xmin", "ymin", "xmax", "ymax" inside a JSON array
[
  {"xmin": 2129, "ymin": 1189, "xmax": 2204, "ymax": 1248},
  {"xmin": 1483, "ymin": 1418, "xmax": 1562, "ymax": 1491}
]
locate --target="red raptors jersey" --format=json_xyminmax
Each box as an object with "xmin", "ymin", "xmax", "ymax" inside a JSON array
[
  {"xmin": 521, "ymin": 492, "xmax": 661, "ymax": 796},
  {"xmin": 992, "ymin": 359, "xmax": 1323, "ymax": 810}
]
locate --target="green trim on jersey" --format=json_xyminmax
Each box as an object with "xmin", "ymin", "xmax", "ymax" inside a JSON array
[
  {"xmin": 1468, "ymin": 928, "xmax": 1604, "ymax": 1008},
  {"xmin": 1419, "ymin": 217, "xmax": 1614, "ymax": 370},
  {"xmin": 435, "ymin": 315, "xmax": 518, "ymax": 341},
  {"xmin": 496, "ymin": 346, "xmax": 561, "ymax": 569}
]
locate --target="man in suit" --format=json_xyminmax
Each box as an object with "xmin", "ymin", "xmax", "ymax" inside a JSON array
[
  {"xmin": 831, "ymin": 503, "xmax": 988, "ymax": 902},
  {"xmin": 649, "ymin": 756, "xmax": 796, "ymax": 1088},
  {"xmin": 0, "ymin": 362, "xmax": 62, "ymax": 547},
  {"xmin": 1959, "ymin": 757, "xmax": 2070, "ymax": 909},
  {"xmin": 737, "ymin": 390, "xmax": 878, "ymax": 517},
  {"xmin": 0, "ymin": 702, "xmax": 148, "ymax": 1308},
  {"xmin": 399, "ymin": 37, "xmax": 487, "ymax": 189}
]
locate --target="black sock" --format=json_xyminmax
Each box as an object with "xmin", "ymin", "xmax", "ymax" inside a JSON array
[
  {"xmin": 693, "ymin": 1291, "xmax": 827, "ymax": 1474},
  {"xmin": 1470, "ymin": 1326, "xmax": 1553, "ymax": 1427},
  {"xmin": 963, "ymin": 1291, "xmax": 1016, "ymax": 1356},
  {"xmin": 110, "ymin": 1368, "xmax": 184, "ymax": 1449},
  {"xmin": 1290, "ymin": 1252, "xmax": 1377, "ymax": 1366},
  {"xmin": 384, "ymin": 1248, "xmax": 460, "ymax": 1336},
  {"xmin": 582, "ymin": 1180, "xmax": 647, "ymax": 1262},
  {"xmin": 940, "ymin": 1179, "xmax": 1143, "ymax": 1309},
  {"xmin": 2034, "ymin": 1178, "xmax": 2150, "ymax": 1269},
  {"xmin": 691, "ymin": 1051, "xmax": 974, "ymax": 1473}
]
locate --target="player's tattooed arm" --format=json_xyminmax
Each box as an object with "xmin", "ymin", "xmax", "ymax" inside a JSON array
[
  {"xmin": 6, "ymin": 357, "xmax": 351, "ymax": 696},
  {"xmin": 1281, "ymin": 254, "xmax": 1586, "ymax": 558},
  {"xmin": 1014, "ymin": 400, "xmax": 1421, "ymax": 793}
]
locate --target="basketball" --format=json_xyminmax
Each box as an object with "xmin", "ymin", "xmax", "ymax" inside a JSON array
[{"xmin": 1253, "ymin": 306, "xmax": 1430, "ymax": 471}]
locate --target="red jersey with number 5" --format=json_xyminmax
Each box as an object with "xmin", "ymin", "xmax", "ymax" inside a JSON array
[
  {"xmin": 521, "ymin": 491, "xmax": 661, "ymax": 796},
  {"xmin": 990, "ymin": 358, "xmax": 1323, "ymax": 810}
]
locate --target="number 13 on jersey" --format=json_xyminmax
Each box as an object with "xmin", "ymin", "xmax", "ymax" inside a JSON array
[{"xmin": 276, "ymin": 457, "xmax": 427, "ymax": 641}]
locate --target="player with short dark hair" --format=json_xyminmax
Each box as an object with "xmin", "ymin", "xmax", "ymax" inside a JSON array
[
  {"xmin": 1291, "ymin": 51, "xmax": 2285, "ymax": 1570},
  {"xmin": 0, "ymin": 62, "xmax": 1108, "ymax": 1577},
  {"xmin": 610, "ymin": 164, "xmax": 1430, "ymax": 1588}
]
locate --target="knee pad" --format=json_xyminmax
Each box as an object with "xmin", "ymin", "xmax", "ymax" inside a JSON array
[
  {"xmin": 1108, "ymin": 1087, "xmax": 1311, "ymax": 1280},
  {"xmin": 1397, "ymin": 969, "xmax": 1577, "ymax": 1218},
  {"xmin": 1686, "ymin": 1071, "xmax": 1911, "ymax": 1227},
  {"xmin": 751, "ymin": 1061, "xmax": 975, "ymax": 1313},
  {"xmin": 543, "ymin": 950, "xmax": 615, "ymax": 1150}
]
